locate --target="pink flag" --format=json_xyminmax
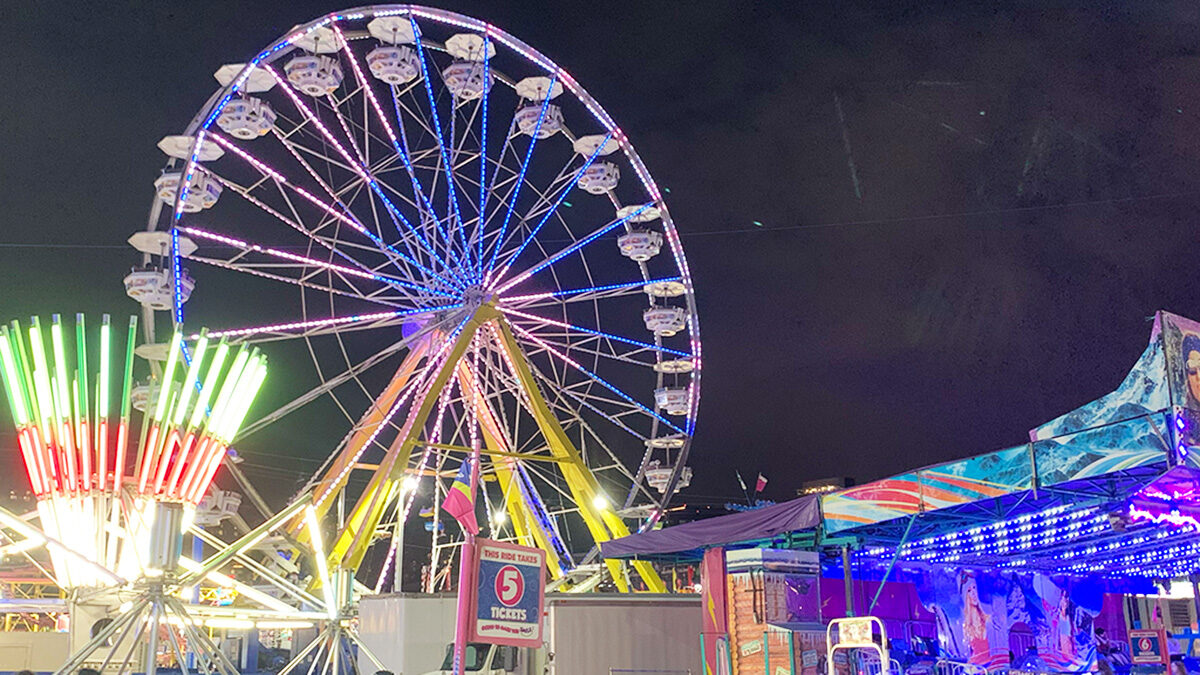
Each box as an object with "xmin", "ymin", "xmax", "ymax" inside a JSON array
[
  {"xmin": 442, "ymin": 460, "xmax": 479, "ymax": 535},
  {"xmin": 755, "ymin": 473, "xmax": 768, "ymax": 493}
]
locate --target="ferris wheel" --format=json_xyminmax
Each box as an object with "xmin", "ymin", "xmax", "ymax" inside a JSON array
[{"xmin": 131, "ymin": 6, "xmax": 700, "ymax": 593}]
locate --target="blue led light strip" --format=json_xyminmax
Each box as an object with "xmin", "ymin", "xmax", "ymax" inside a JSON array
[
  {"xmin": 509, "ymin": 322, "xmax": 685, "ymax": 435},
  {"xmin": 486, "ymin": 72, "xmax": 559, "ymax": 284},
  {"xmin": 487, "ymin": 131, "xmax": 613, "ymax": 285},
  {"xmin": 476, "ymin": 38, "xmax": 491, "ymax": 285},
  {"xmin": 498, "ymin": 203, "xmax": 652, "ymax": 294},
  {"xmin": 502, "ymin": 277, "xmax": 683, "ymax": 303},
  {"xmin": 408, "ymin": 15, "xmax": 471, "ymax": 283},
  {"xmin": 501, "ymin": 306, "xmax": 691, "ymax": 359}
]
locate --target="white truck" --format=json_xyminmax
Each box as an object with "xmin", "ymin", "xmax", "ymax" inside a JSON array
[{"xmin": 356, "ymin": 592, "xmax": 701, "ymax": 675}]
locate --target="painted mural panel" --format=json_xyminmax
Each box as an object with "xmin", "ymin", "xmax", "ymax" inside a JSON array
[
  {"xmin": 1032, "ymin": 320, "xmax": 1168, "ymax": 442},
  {"xmin": 911, "ymin": 568, "xmax": 1102, "ymax": 673},
  {"xmin": 1032, "ymin": 414, "xmax": 1170, "ymax": 487},
  {"xmin": 823, "ymin": 447, "xmax": 1033, "ymax": 534},
  {"xmin": 1159, "ymin": 312, "xmax": 1200, "ymax": 411}
]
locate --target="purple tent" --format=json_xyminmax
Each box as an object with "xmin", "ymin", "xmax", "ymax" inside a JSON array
[{"xmin": 600, "ymin": 495, "xmax": 822, "ymax": 559}]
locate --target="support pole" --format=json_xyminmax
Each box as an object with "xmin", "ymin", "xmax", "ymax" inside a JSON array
[
  {"xmin": 869, "ymin": 516, "xmax": 916, "ymax": 614},
  {"xmin": 451, "ymin": 422, "xmax": 482, "ymax": 675},
  {"xmin": 843, "ymin": 545, "xmax": 854, "ymax": 618},
  {"xmin": 144, "ymin": 600, "xmax": 161, "ymax": 675},
  {"xmin": 451, "ymin": 536, "xmax": 478, "ymax": 675}
]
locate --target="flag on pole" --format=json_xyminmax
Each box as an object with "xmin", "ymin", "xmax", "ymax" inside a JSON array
[
  {"xmin": 442, "ymin": 460, "xmax": 479, "ymax": 535},
  {"xmin": 735, "ymin": 470, "xmax": 752, "ymax": 505},
  {"xmin": 755, "ymin": 473, "xmax": 768, "ymax": 493}
]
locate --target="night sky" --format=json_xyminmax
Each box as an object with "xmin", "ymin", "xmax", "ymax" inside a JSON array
[{"xmin": 4, "ymin": 1, "xmax": 1200, "ymax": 509}]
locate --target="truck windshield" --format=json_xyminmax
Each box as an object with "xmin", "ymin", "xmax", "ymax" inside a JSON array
[{"xmin": 439, "ymin": 643, "xmax": 490, "ymax": 672}]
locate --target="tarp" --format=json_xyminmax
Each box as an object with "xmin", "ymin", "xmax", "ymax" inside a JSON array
[{"xmin": 600, "ymin": 495, "xmax": 821, "ymax": 559}]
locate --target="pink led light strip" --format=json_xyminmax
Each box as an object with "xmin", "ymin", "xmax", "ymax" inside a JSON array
[
  {"xmin": 195, "ymin": 304, "xmax": 460, "ymax": 340},
  {"xmin": 177, "ymin": 225, "xmax": 441, "ymax": 297}
]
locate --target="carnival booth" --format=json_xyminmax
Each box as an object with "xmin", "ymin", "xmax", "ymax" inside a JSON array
[{"xmin": 605, "ymin": 311, "xmax": 1200, "ymax": 675}]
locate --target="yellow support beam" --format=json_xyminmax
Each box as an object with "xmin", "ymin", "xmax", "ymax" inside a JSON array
[
  {"xmin": 491, "ymin": 317, "xmax": 665, "ymax": 593},
  {"xmin": 454, "ymin": 362, "xmax": 566, "ymax": 579},
  {"xmin": 306, "ymin": 336, "xmax": 432, "ymax": 526},
  {"xmin": 327, "ymin": 307, "xmax": 493, "ymax": 572}
]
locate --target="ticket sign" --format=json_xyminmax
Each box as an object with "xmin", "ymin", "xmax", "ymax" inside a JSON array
[
  {"xmin": 1129, "ymin": 629, "xmax": 1169, "ymax": 665},
  {"xmin": 470, "ymin": 538, "xmax": 546, "ymax": 647}
]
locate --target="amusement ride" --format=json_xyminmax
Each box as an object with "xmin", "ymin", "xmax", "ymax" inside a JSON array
[{"xmin": 0, "ymin": 5, "xmax": 702, "ymax": 675}]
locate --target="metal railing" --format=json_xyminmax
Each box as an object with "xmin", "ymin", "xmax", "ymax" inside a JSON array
[
  {"xmin": 856, "ymin": 650, "xmax": 902, "ymax": 675},
  {"xmin": 934, "ymin": 658, "xmax": 989, "ymax": 675},
  {"xmin": 609, "ymin": 670, "xmax": 692, "ymax": 675}
]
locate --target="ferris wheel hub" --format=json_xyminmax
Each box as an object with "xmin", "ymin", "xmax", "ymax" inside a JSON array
[{"xmin": 461, "ymin": 284, "xmax": 494, "ymax": 310}]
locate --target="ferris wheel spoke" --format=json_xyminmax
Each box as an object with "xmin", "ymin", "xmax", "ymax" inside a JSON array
[
  {"xmin": 500, "ymin": 276, "xmax": 681, "ymax": 309},
  {"xmin": 185, "ymin": 254, "xmax": 422, "ymax": 310},
  {"xmin": 522, "ymin": 331, "xmax": 663, "ymax": 371},
  {"xmin": 264, "ymin": 65, "xmax": 470, "ymax": 286},
  {"xmin": 237, "ymin": 325, "xmax": 442, "ymax": 440},
  {"xmin": 203, "ymin": 138, "xmax": 461, "ymax": 294},
  {"xmin": 177, "ymin": 225, "xmax": 451, "ymax": 302},
  {"xmin": 533, "ymin": 366, "xmax": 647, "ymax": 444},
  {"xmin": 479, "ymin": 72, "xmax": 559, "ymax": 286},
  {"xmin": 197, "ymin": 304, "xmax": 460, "ymax": 345},
  {"xmin": 445, "ymin": 92, "xmax": 480, "ymax": 278},
  {"xmin": 494, "ymin": 202, "xmax": 652, "ymax": 294},
  {"xmin": 474, "ymin": 40, "xmax": 493, "ymax": 282},
  {"xmin": 499, "ymin": 307, "xmax": 691, "ymax": 359},
  {"xmin": 408, "ymin": 17, "xmax": 477, "ymax": 282},
  {"xmin": 507, "ymin": 322, "xmax": 684, "ymax": 435},
  {"xmin": 488, "ymin": 137, "xmax": 618, "ymax": 288}
]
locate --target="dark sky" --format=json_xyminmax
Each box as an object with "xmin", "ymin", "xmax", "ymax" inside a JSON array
[{"xmin": 4, "ymin": 1, "xmax": 1200, "ymax": 507}]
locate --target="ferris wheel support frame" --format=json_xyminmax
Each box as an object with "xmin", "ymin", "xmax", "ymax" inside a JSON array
[{"xmin": 304, "ymin": 302, "xmax": 664, "ymax": 592}]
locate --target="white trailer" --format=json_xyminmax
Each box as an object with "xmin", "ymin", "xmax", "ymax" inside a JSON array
[{"xmin": 356, "ymin": 592, "xmax": 700, "ymax": 675}]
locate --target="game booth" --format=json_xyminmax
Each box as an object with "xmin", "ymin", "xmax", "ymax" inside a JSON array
[{"xmin": 603, "ymin": 311, "xmax": 1200, "ymax": 675}]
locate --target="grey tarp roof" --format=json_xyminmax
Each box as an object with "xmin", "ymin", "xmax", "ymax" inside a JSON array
[{"xmin": 600, "ymin": 495, "xmax": 821, "ymax": 560}]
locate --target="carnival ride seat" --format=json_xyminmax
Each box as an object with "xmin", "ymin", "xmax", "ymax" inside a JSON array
[
  {"xmin": 366, "ymin": 46, "xmax": 419, "ymax": 84},
  {"xmin": 618, "ymin": 229, "xmax": 664, "ymax": 261},
  {"xmin": 643, "ymin": 306, "xmax": 688, "ymax": 336},
  {"xmin": 577, "ymin": 161, "xmax": 620, "ymax": 194},
  {"xmin": 217, "ymin": 97, "xmax": 277, "ymax": 140},
  {"xmin": 654, "ymin": 386, "xmax": 690, "ymax": 415},
  {"xmin": 1008, "ymin": 626, "xmax": 1035, "ymax": 667},
  {"xmin": 285, "ymin": 55, "xmax": 344, "ymax": 96}
]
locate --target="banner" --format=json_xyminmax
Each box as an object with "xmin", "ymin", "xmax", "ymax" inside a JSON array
[
  {"xmin": 700, "ymin": 547, "xmax": 728, "ymax": 675},
  {"xmin": 469, "ymin": 538, "xmax": 546, "ymax": 648},
  {"xmin": 910, "ymin": 568, "xmax": 1102, "ymax": 673}
]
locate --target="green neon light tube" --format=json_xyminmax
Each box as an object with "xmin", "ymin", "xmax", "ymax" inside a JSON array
[
  {"xmin": 172, "ymin": 331, "xmax": 209, "ymax": 427},
  {"xmin": 153, "ymin": 331, "xmax": 183, "ymax": 423},
  {"xmin": 189, "ymin": 340, "xmax": 229, "ymax": 430},
  {"xmin": 74, "ymin": 314, "xmax": 89, "ymax": 426},
  {"xmin": 120, "ymin": 316, "xmax": 137, "ymax": 422}
]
